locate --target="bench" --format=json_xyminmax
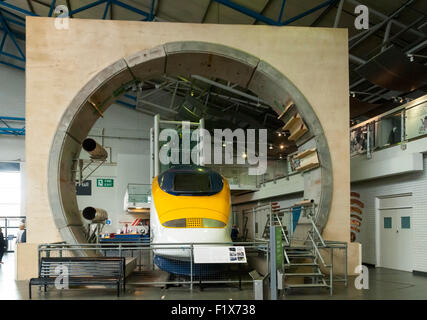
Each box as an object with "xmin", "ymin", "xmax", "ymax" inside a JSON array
[{"xmin": 29, "ymin": 257, "xmax": 126, "ymax": 299}]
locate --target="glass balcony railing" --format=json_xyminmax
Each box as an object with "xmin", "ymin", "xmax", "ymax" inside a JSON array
[
  {"xmin": 124, "ymin": 184, "xmax": 151, "ymax": 212},
  {"xmin": 350, "ymin": 95, "xmax": 427, "ymax": 158},
  {"xmin": 406, "ymin": 101, "xmax": 427, "ymax": 140}
]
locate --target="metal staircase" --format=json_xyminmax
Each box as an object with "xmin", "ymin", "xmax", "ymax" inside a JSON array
[
  {"xmin": 282, "ymin": 202, "xmax": 332, "ymax": 295},
  {"xmin": 249, "ymin": 201, "xmax": 348, "ymax": 297}
]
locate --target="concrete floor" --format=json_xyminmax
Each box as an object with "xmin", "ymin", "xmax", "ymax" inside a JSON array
[{"xmin": 1, "ymin": 252, "xmax": 427, "ymax": 300}]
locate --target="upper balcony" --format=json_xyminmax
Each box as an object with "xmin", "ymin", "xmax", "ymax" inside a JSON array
[{"xmin": 350, "ymin": 94, "xmax": 427, "ymax": 182}]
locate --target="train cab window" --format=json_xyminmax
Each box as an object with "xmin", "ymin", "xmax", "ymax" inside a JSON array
[
  {"xmin": 158, "ymin": 166, "xmax": 224, "ymax": 196},
  {"xmin": 174, "ymin": 173, "xmax": 211, "ymax": 192}
]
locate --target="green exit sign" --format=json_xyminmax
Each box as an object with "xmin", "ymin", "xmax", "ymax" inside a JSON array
[{"xmin": 97, "ymin": 179, "xmax": 114, "ymax": 187}]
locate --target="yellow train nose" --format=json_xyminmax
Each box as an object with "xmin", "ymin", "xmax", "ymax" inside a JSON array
[{"xmin": 152, "ymin": 176, "xmax": 230, "ymax": 228}]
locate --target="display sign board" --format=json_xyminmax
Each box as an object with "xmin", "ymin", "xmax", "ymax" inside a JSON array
[
  {"xmin": 76, "ymin": 180, "xmax": 91, "ymax": 195},
  {"xmin": 97, "ymin": 178, "xmax": 114, "ymax": 187},
  {"xmin": 194, "ymin": 246, "xmax": 247, "ymax": 264}
]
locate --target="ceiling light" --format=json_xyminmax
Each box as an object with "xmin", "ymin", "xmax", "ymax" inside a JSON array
[
  {"xmin": 269, "ymin": 144, "xmax": 273, "ymax": 150},
  {"xmin": 280, "ymin": 144, "xmax": 284, "ymax": 150},
  {"xmin": 277, "ymin": 132, "xmax": 282, "ymax": 137}
]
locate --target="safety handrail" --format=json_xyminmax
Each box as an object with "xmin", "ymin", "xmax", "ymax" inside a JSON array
[
  {"xmin": 310, "ymin": 218, "xmax": 326, "ymax": 247},
  {"xmin": 307, "ymin": 233, "xmax": 328, "ymax": 267},
  {"xmin": 283, "ymin": 247, "xmax": 290, "ymax": 265}
]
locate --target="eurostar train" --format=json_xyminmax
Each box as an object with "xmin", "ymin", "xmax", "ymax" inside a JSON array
[{"xmin": 150, "ymin": 165, "xmax": 232, "ymax": 275}]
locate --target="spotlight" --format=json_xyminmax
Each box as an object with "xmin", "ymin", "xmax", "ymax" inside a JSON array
[
  {"xmin": 269, "ymin": 144, "xmax": 273, "ymax": 150},
  {"xmin": 280, "ymin": 144, "xmax": 284, "ymax": 150},
  {"xmin": 277, "ymin": 132, "xmax": 282, "ymax": 137}
]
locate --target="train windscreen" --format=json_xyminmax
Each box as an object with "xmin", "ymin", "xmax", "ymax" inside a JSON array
[{"xmin": 173, "ymin": 173, "xmax": 211, "ymax": 192}]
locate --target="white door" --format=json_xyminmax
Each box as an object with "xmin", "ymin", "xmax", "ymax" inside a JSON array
[{"xmin": 378, "ymin": 195, "xmax": 413, "ymax": 272}]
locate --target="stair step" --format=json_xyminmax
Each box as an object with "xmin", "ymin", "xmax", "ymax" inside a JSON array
[
  {"xmin": 286, "ymin": 251, "xmax": 312, "ymax": 254},
  {"xmin": 284, "ymin": 273, "xmax": 323, "ymax": 277},
  {"xmin": 285, "ymin": 263, "xmax": 318, "ymax": 267},
  {"xmin": 285, "ymin": 246, "xmax": 311, "ymax": 250},
  {"xmin": 287, "ymin": 254, "xmax": 315, "ymax": 258},
  {"xmin": 285, "ymin": 283, "xmax": 329, "ymax": 289}
]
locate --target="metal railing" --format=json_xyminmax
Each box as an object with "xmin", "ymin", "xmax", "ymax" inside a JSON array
[
  {"xmin": 306, "ymin": 217, "xmax": 348, "ymax": 295},
  {"xmin": 350, "ymin": 95, "xmax": 427, "ymax": 158},
  {"xmin": 240, "ymin": 202, "xmax": 348, "ymax": 295},
  {"xmin": 38, "ymin": 241, "xmax": 269, "ymax": 293}
]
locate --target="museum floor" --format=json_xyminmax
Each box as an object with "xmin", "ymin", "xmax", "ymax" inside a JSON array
[{"xmin": 1, "ymin": 253, "xmax": 427, "ymax": 300}]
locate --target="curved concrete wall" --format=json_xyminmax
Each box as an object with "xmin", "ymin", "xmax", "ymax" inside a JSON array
[{"xmin": 47, "ymin": 41, "xmax": 332, "ymax": 245}]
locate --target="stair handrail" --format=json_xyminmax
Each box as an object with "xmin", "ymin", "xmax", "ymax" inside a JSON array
[
  {"xmin": 307, "ymin": 233, "xmax": 328, "ymax": 267},
  {"xmin": 273, "ymin": 211, "xmax": 290, "ymax": 246},
  {"xmin": 283, "ymin": 246, "xmax": 290, "ymax": 265},
  {"xmin": 310, "ymin": 218, "xmax": 326, "ymax": 247}
]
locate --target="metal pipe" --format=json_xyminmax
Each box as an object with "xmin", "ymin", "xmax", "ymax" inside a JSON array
[
  {"xmin": 88, "ymin": 134, "xmax": 148, "ymax": 141},
  {"xmin": 199, "ymin": 118, "xmax": 205, "ymax": 166},
  {"xmin": 150, "ymin": 128, "xmax": 154, "ymax": 180},
  {"xmin": 154, "ymin": 114, "xmax": 160, "ymax": 176},
  {"xmin": 82, "ymin": 207, "xmax": 108, "ymax": 222},
  {"xmin": 82, "ymin": 138, "xmax": 108, "ymax": 160},
  {"xmin": 137, "ymin": 99, "xmax": 178, "ymax": 115},
  {"xmin": 349, "ymin": 54, "xmax": 366, "ymax": 65},
  {"xmin": 333, "ymin": 0, "xmax": 344, "ymax": 28},
  {"xmin": 406, "ymin": 39, "xmax": 427, "ymax": 54},
  {"xmin": 191, "ymin": 75, "xmax": 267, "ymax": 105},
  {"xmin": 382, "ymin": 20, "xmax": 393, "ymax": 52}
]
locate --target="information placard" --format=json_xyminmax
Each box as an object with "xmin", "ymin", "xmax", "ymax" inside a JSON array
[{"xmin": 193, "ymin": 246, "xmax": 247, "ymax": 264}]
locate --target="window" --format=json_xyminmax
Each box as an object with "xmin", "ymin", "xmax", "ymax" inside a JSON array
[
  {"xmin": 0, "ymin": 171, "xmax": 21, "ymax": 216},
  {"xmin": 173, "ymin": 173, "xmax": 211, "ymax": 192},
  {"xmin": 384, "ymin": 217, "xmax": 392, "ymax": 229},
  {"xmin": 401, "ymin": 216, "xmax": 411, "ymax": 229}
]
